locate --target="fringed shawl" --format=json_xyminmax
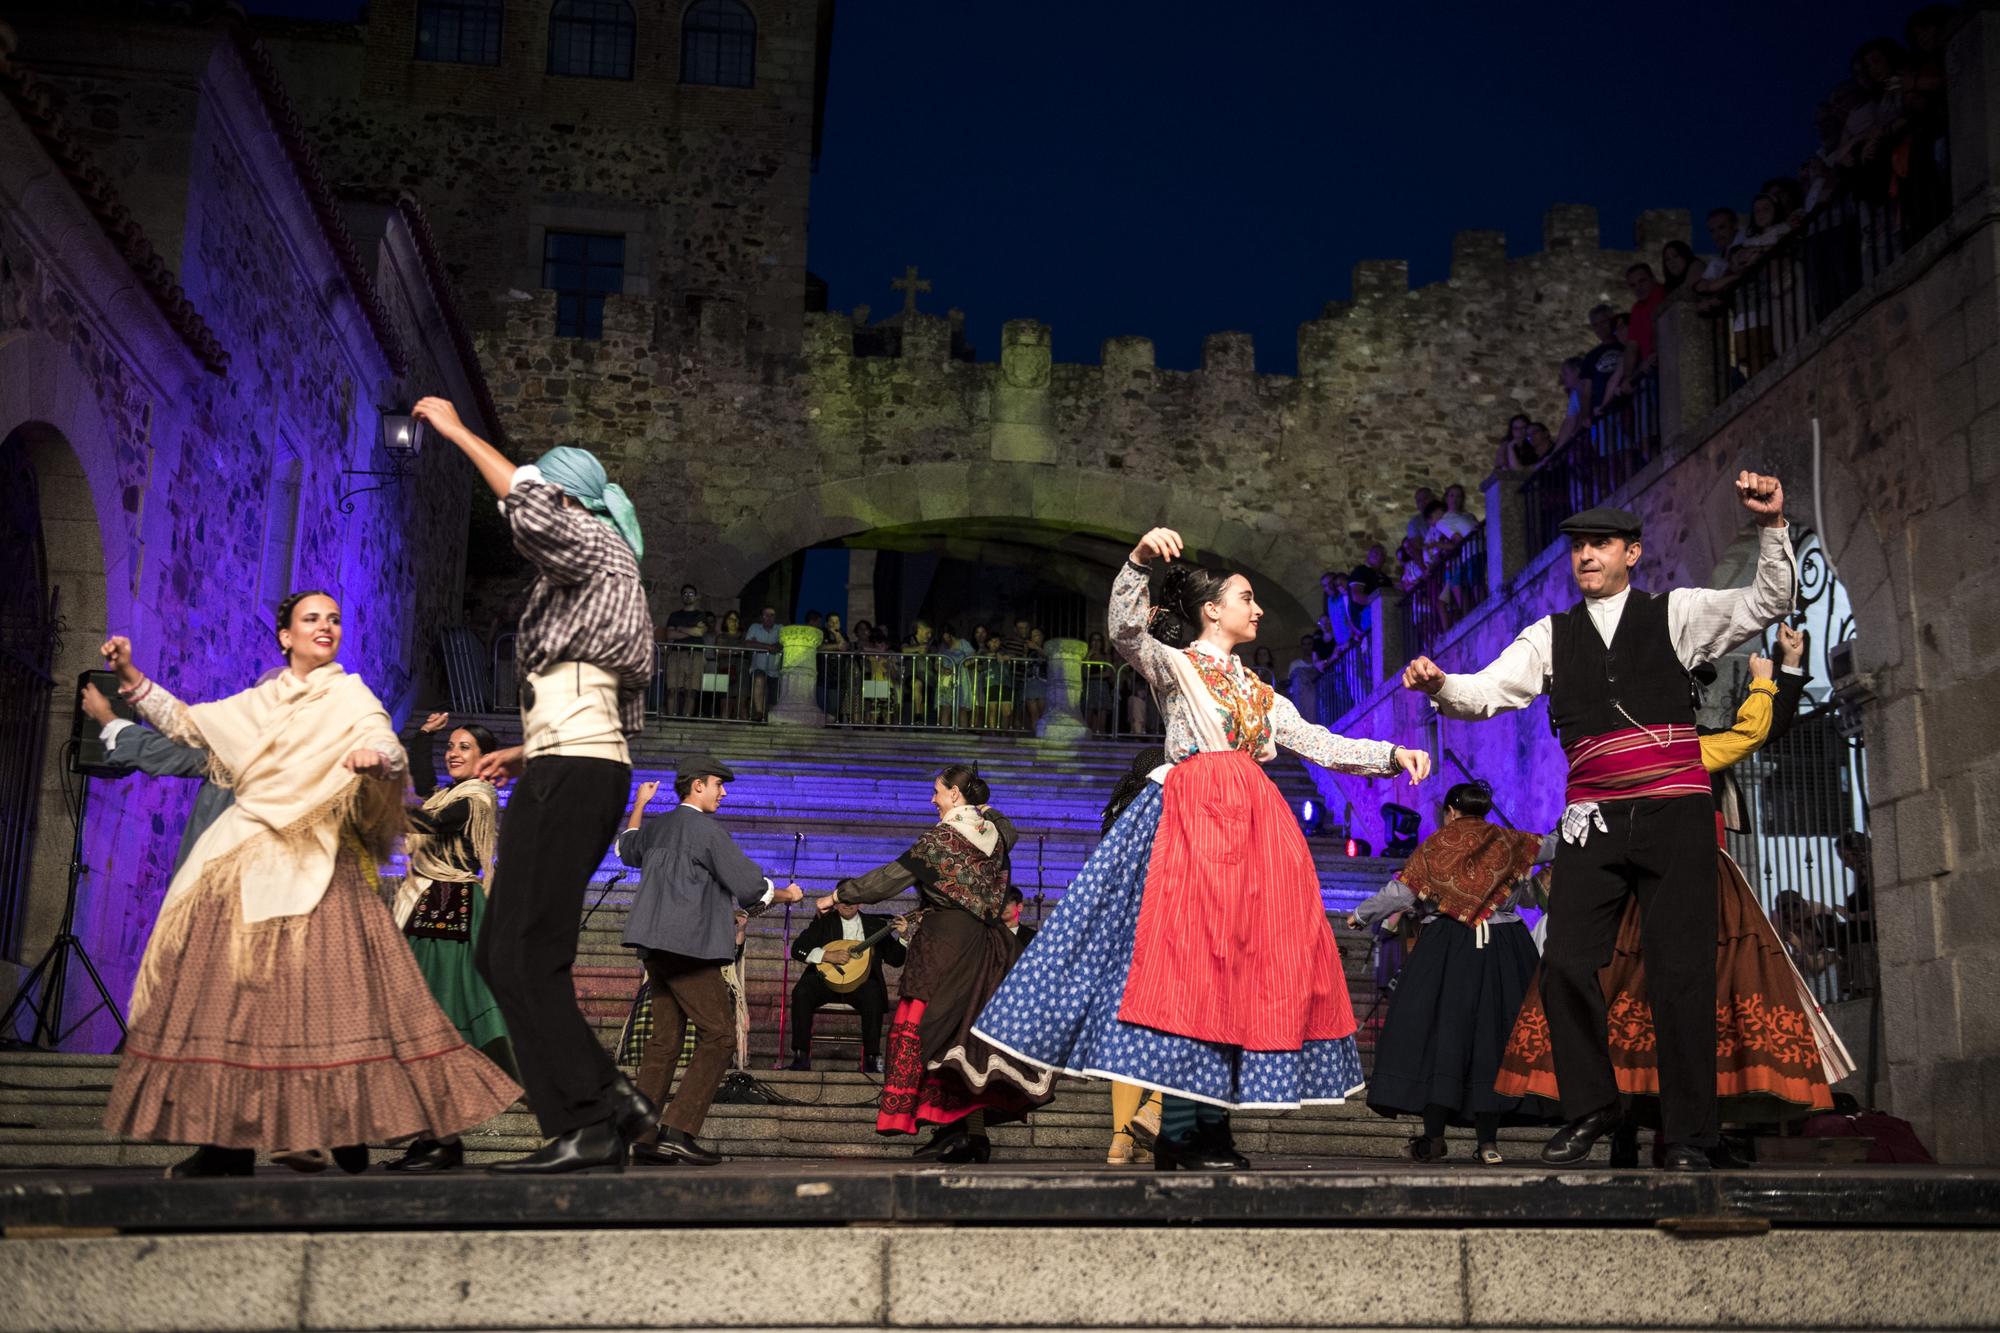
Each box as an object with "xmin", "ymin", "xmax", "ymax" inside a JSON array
[
  {"xmin": 133, "ymin": 664, "xmax": 401, "ymax": 1013},
  {"xmin": 1398, "ymin": 817, "xmax": 1545, "ymax": 929},
  {"xmin": 895, "ymin": 805, "xmax": 1013, "ymax": 922},
  {"xmin": 407, "ymin": 779, "xmax": 500, "ymax": 891}
]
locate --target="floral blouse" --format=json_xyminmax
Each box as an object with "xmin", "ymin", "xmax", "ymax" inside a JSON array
[{"xmin": 1108, "ymin": 563, "xmax": 1399, "ymax": 777}]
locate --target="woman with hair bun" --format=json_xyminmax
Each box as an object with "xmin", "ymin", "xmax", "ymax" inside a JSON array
[
  {"xmin": 1347, "ymin": 781, "xmax": 1553, "ymax": 1165},
  {"xmin": 815, "ymin": 762, "xmax": 1054, "ymax": 1163},
  {"xmin": 976, "ymin": 528, "xmax": 1428, "ymax": 1170},
  {"xmin": 381, "ymin": 712, "xmax": 516, "ymax": 1173}
]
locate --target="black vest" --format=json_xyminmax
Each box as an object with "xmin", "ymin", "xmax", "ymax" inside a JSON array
[{"xmin": 1548, "ymin": 589, "xmax": 1693, "ymax": 751}]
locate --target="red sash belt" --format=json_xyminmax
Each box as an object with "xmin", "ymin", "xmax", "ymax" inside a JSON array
[{"xmin": 1564, "ymin": 725, "xmax": 1708, "ymax": 807}]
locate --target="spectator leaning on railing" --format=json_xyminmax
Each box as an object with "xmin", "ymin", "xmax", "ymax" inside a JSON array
[
  {"xmin": 745, "ymin": 606, "xmax": 782, "ymax": 722},
  {"xmin": 1623, "ymin": 263, "xmax": 1666, "ymax": 374},
  {"xmin": 1553, "ymin": 358, "xmax": 1590, "ymax": 453}
]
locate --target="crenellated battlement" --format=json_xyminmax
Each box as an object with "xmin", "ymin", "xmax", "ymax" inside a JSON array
[{"xmin": 478, "ymin": 201, "xmax": 1688, "ymax": 625}]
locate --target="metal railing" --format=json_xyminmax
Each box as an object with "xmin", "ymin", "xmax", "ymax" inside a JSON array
[
  {"xmin": 1312, "ymin": 633, "xmax": 1372, "ymax": 726},
  {"xmin": 1723, "ymin": 704, "xmax": 1873, "ymax": 1006},
  {"xmin": 1710, "ymin": 159, "xmax": 1952, "ymax": 404},
  {"xmin": 1397, "ymin": 524, "xmax": 1488, "ymax": 663},
  {"xmin": 650, "ymin": 641, "xmax": 779, "ymax": 723},
  {"xmin": 1521, "ymin": 369, "xmax": 1660, "ymax": 556}
]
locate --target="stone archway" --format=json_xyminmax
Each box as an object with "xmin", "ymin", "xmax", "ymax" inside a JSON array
[
  {"xmin": 695, "ymin": 462, "xmax": 1326, "ymax": 633},
  {"xmin": 0, "ymin": 334, "xmax": 123, "ymax": 1044}
]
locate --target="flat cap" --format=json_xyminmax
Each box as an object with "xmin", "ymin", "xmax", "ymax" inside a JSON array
[
  {"xmin": 1558, "ymin": 505, "xmax": 1642, "ymax": 538},
  {"xmin": 675, "ymin": 752, "xmax": 736, "ymax": 783}
]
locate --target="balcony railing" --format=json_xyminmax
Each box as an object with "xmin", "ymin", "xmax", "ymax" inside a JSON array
[
  {"xmin": 1312, "ymin": 633, "xmax": 1372, "ymax": 726},
  {"xmin": 1521, "ymin": 369, "xmax": 1660, "ymax": 556},
  {"xmin": 1397, "ymin": 524, "xmax": 1488, "ymax": 663}
]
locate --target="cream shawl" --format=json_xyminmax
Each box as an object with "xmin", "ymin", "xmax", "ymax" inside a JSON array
[
  {"xmin": 394, "ymin": 778, "xmax": 500, "ymax": 928},
  {"xmin": 134, "ymin": 664, "xmax": 402, "ymax": 1009}
]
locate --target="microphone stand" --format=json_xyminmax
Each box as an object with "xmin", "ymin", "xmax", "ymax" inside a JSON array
[
  {"xmin": 774, "ymin": 831, "xmax": 803, "ymax": 1069},
  {"xmin": 577, "ymin": 870, "xmax": 629, "ymax": 933},
  {"xmin": 1033, "ymin": 833, "xmax": 1048, "ymax": 925}
]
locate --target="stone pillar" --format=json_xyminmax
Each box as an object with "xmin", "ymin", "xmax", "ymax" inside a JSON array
[
  {"xmin": 1948, "ymin": 6, "xmax": 2000, "ymax": 208},
  {"xmin": 845, "ymin": 549, "xmax": 877, "ymax": 628},
  {"xmin": 1038, "ymin": 637, "xmax": 1089, "ymax": 741},
  {"xmin": 1370, "ymin": 590, "xmax": 1405, "ymax": 685},
  {"xmin": 1483, "ymin": 470, "xmax": 1529, "ymax": 594},
  {"xmin": 991, "ymin": 320, "xmax": 1054, "ymax": 462},
  {"xmin": 769, "ymin": 625, "xmax": 825, "ymax": 727},
  {"xmin": 1655, "ymin": 297, "xmax": 1718, "ymax": 447}
]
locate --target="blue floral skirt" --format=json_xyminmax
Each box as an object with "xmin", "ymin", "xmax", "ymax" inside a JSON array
[{"xmin": 971, "ymin": 784, "xmax": 1364, "ymax": 1109}]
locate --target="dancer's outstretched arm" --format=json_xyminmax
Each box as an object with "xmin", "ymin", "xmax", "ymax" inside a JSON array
[
  {"xmin": 1268, "ymin": 692, "xmax": 1426, "ymax": 784},
  {"xmin": 413, "ymin": 398, "xmax": 515, "ymax": 498}
]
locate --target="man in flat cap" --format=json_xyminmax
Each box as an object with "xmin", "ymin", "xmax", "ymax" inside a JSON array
[
  {"xmin": 1401, "ymin": 472, "xmax": 1792, "ymax": 1171},
  {"xmin": 617, "ymin": 754, "xmax": 803, "ymax": 1164}
]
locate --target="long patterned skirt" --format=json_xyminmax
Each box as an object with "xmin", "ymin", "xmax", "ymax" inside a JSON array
[
  {"xmin": 1495, "ymin": 848, "xmax": 1851, "ymax": 1121},
  {"xmin": 1364, "ymin": 916, "xmax": 1557, "ymax": 1126},
  {"xmin": 106, "ymin": 847, "xmax": 522, "ymax": 1150},
  {"xmin": 876, "ymin": 909, "xmax": 1055, "ymax": 1134},
  {"xmin": 974, "ymin": 774, "xmax": 1365, "ymax": 1109}
]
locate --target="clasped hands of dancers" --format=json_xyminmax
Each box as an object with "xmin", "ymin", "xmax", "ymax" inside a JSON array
[{"xmin": 91, "ymin": 382, "xmax": 1795, "ymax": 1175}]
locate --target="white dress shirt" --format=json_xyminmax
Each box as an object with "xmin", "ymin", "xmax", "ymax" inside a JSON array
[{"xmin": 1433, "ymin": 523, "xmax": 1795, "ymax": 721}]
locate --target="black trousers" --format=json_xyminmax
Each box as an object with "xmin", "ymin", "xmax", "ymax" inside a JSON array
[
  {"xmin": 475, "ymin": 754, "xmax": 631, "ymax": 1137},
  {"xmin": 789, "ymin": 969, "xmax": 888, "ymax": 1062},
  {"xmin": 1542, "ymin": 793, "xmax": 1719, "ymax": 1148}
]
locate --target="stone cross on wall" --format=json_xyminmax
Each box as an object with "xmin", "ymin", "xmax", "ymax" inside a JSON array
[{"xmin": 891, "ymin": 265, "xmax": 931, "ymax": 315}]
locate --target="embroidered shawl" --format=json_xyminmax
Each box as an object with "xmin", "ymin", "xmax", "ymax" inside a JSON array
[
  {"xmin": 1398, "ymin": 817, "xmax": 1546, "ymax": 928},
  {"xmin": 895, "ymin": 804, "xmax": 1013, "ymax": 922}
]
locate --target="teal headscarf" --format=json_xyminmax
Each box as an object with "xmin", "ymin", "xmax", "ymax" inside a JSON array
[{"xmin": 534, "ymin": 446, "xmax": 644, "ymax": 559}]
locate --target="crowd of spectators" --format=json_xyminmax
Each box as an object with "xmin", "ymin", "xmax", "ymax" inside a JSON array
[{"xmin": 1481, "ymin": 8, "xmax": 1958, "ymax": 487}]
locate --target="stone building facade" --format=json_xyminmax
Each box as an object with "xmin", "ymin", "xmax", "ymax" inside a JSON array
[
  {"xmin": 0, "ymin": 13, "xmax": 496, "ymax": 1043},
  {"xmin": 1306, "ymin": 10, "xmax": 2000, "ymax": 1163}
]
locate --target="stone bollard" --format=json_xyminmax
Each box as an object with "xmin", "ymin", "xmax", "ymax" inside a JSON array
[
  {"xmin": 769, "ymin": 625, "xmax": 826, "ymax": 727},
  {"xmin": 1038, "ymin": 637, "xmax": 1090, "ymax": 741}
]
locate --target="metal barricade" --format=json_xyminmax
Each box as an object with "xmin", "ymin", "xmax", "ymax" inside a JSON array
[
  {"xmin": 438, "ymin": 625, "xmax": 492, "ymax": 713},
  {"xmin": 1110, "ymin": 663, "xmax": 1164, "ymax": 740},
  {"xmin": 820, "ymin": 651, "xmax": 1047, "ymax": 733},
  {"xmin": 651, "ymin": 641, "xmax": 774, "ymax": 724},
  {"xmin": 490, "ymin": 632, "xmax": 518, "ymax": 713},
  {"xmin": 1079, "ymin": 658, "xmax": 1119, "ymax": 735}
]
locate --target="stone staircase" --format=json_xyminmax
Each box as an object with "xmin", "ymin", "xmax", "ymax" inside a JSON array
[{"xmin": 1, "ymin": 719, "xmax": 1484, "ymax": 1168}]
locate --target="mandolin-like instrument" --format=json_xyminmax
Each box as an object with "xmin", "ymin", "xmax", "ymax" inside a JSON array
[{"xmin": 815, "ymin": 912, "xmax": 918, "ymax": 993}]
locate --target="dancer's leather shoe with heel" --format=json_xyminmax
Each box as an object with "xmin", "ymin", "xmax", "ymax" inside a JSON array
[
  {"xmin": 1540, "ymin": 1105, "xmax": 1624, "ymax": 1165},
  {"xmin": 1153, "ymin": 1131, "xmax": 1243, "ymax": 1171},
  {"xmin": 489, "ymin": 1119, "xmax": 628, "ymax": 1174},
  {"xmin": 632, "ymin": 1126, "xmax": 723, "ymax": 1166},
  {"xmin": 385, "ymin": 1138, "xmax": 464, "ymax": 1173}
]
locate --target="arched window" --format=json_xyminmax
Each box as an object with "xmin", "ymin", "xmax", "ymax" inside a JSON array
[
  {"xmin": 548, "ymin": 0, "xmax": 635, "ymax": 80},
  {"xmin": 680, "ymin": 0, "xmax": 755, "ymax": 88},
  {"xmin": 415, "ymin": 0, "xmax": 504, "ymax": 65}
]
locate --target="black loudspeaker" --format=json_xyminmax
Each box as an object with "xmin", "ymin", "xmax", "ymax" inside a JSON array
[{"xmin": 68, "ymin": 669, "xmax": 138, "ymax": 777}]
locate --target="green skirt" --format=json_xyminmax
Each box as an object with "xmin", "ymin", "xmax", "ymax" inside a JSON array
[{"xmin": 406, "ymin": 882, "xmax": 516, "ymax": 1077}]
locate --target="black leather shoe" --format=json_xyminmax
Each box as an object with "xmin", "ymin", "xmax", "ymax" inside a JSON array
[
  {"xmin": 938, "ymin": 1133, "xmax": 992, "ymax": 1164},
  {"xmin": 632, "ymin": 1126, "xmax": 723, "ymax": 1167},
  {"xmin": 787, "ymin": 1055, "xmax": 812, "ymax": 1072},
  {"xmin": 165, "ymin": 1145, "xmax": 256, "ymax": 1179},
  {"xmin": 1662, "ymin": 1143, "xmax": 1713, "ymax": 1173},
  {"xmin": 1541, "ymin": 1105, "xmax": 1624, "ymax": 1165},
  {"xmin": 1198, "ymin": 1116, "xmax": 1251, "ymax": 1169},
  {"xmin": 331, "ymin": 1144, "xmax": 370, "ymax": 1175},
  {"xmin": 385, "ymin": 1138, "xmax": 464, "ymax": 1174},
  {"xmin": 912, "ymin": 1125, "xmax": 966, "ymax": 1160},
  {"xmin": 608, "ymin": 1072, "xmax": 659, "ymax": 1141},
  {"xmin": 1707, "ymin": 1141, "xmax": 1751, "ymax": 1170},
  {"xmin": 489, "ymin": 1120, "xmax": 627, "ymax": 1174},
  {"xmin": 1607, "ymin": 1121, "xmax": 1641, "ymax": 1169},
  {"xmin": 1153, "ymin": 1131, "xmax": 1243, "ymax": 1171},
  {"xmin": 861, "ymin": 1057, "xmax": 880, "ymax": 1075}
]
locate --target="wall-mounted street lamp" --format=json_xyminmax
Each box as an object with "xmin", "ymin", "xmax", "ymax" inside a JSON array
[{"xmin": 337, "ymin": 410, "xmax": 426, "ymax": 514}]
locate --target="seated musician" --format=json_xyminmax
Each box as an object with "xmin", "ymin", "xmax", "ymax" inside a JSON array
[
  {"xmin": 1002, "ymin": 885, "xmax": 1036, "ymax": 948},
  {"xmin": 788, "ymin": 901, "xmax": 907, "ymax": 1073}
]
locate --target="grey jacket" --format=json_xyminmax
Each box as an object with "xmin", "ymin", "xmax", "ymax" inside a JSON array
[
  {"xmin": 104, "ymin": 724, "xmax": 234, "ymax": 874},
  {"xmin": 617, "ymin": 805, "xmax": 772, "ymax": 962}
]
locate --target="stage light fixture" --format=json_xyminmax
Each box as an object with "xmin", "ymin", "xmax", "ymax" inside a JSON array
[
  {"xmin": 1299, "ymin": 798, "xmax": 1322, "ymax": 837},
  {"xmin": 1381, "ymin": 802, "xmax": 1420, "ymax": 858}
]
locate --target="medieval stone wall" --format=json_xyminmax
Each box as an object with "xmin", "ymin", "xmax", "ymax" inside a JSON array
[
  {"xmin": 461, "ymin": 204, "xmax": 1686, "ymax": 632},
  {"xmin": 261, "ymin": 0, "xmax": 826, "ymax": 363},
  {"xmin": 0, "ymin": 20, "xmax": 487, "ymax": 1036}
]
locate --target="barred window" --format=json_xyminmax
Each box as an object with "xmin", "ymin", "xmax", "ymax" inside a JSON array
[
  {"xmin": 415, "ymin": 0, "xmax": 504, "ymax": 65},
  {"xmin": 680, "ymin": 0, "xmax": 755, "ymax": 88},
  {"xmin": 548, "ymin": 0, "xmax": 636, "ymax": 80},
  {"xmin": 542, "ymin": 231, "xmax": 626, "ymax": 339}
]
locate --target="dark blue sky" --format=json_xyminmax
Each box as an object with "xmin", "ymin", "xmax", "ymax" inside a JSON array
[
  {"xmin": 810, "ymin": 1, "xmax": 1918, "ymax": 371},
  {"xmin": 254, "ymin": 0, "xmax": 1920, "ymax": 372}
]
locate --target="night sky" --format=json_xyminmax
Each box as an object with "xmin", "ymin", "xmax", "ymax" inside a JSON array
[{"xmin": 255, "ymin": 0, "xmax": 1922, "ymax": 372}]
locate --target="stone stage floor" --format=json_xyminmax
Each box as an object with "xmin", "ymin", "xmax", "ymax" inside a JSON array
[{"xmin": 5, "ymin": 1156, "xmax": 1997, "ymax": 1234}]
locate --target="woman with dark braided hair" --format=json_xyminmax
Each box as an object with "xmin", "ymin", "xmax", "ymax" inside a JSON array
[
  {"xmin": 1346, "ymin": 781, "xmax": 1554, "ymax": 1165},
  {"xmin": 98, "ymin": 591, "xmax": 519, "ymax": 1177},
  {"xmin": 978, "ymin": 529, "xmax": 1428, "ymax": 1170},
  {"xmin": 815, "ymin": 762, "xmax": 1054, "ymax": 1162}
]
